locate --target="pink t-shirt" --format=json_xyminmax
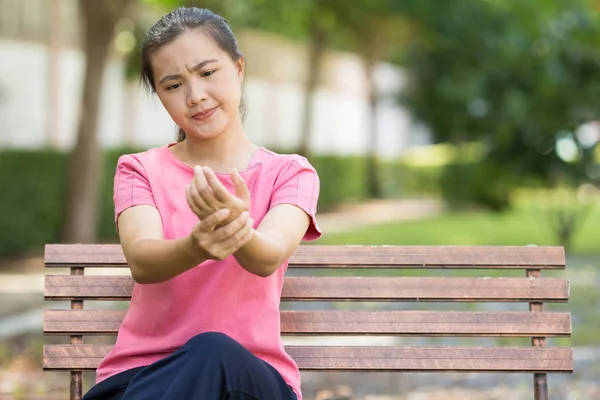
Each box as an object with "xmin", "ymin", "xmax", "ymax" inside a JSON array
[{"xmin": 95, "ymin": 143, "xmax": 321, "ymax": 399}]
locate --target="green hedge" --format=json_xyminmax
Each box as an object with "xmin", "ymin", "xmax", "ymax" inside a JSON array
[
  {"xmin": 307, "ymin": 155, "xmax": 368, "ymax": 211},
  {"xmin": 0, "ymin": 149, "xmax": 438, "ymax": 257},
  {"xmin": 439, "ymin": 162, "xmax": 514, "ymax": 211},
  {"xmin": 0, "ymin": 150, "xmax": 68, "ymax": 257},
  {"xmin": 378, "ymin": 160, "xmax": 442, "ymax": 198},
  {"xmin": 0, "ymin": 149, "xmax": 136, "ymax": 257}
]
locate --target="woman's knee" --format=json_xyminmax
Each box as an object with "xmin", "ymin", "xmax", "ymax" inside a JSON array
[
  {"xmin": 178, "ymin": 332, "xmax": 259, "ymax": 378},
  {"xmin": 184, "ymin": 331, "xmax": 245, "ymax": 356}
]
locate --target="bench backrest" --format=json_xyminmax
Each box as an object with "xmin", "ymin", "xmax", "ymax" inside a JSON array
[{"xmin": 43, "ymin": 244, "xmax": 572, "ymax": 400}]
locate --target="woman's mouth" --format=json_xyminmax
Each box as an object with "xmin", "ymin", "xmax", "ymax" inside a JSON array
[{"xmin": 192, "ymin": 107, "xmax": 217, "ymax": 121}]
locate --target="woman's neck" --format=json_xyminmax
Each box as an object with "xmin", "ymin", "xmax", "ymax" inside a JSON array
[{"xmin": 175, "ymin": 121, "xmax": 257, "ymax": 174}]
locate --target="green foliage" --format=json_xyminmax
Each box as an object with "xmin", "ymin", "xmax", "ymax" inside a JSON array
[
  {"xmin": 0, "ymin": 149, "xmax": 136, "ymax": 257},
  {"xmin": 400, "ymin": 0, "xmax": 600, "ymax": 200},
  {"xmin": 135, "ymin": 0, "xmax": 412, "ymax": 65},
  {"xmin": 0, "ymin": 151, "xmax": 68, "ymax": 257},
  {"xmin": 439, "ymin": 162, "xmax": 515, "ymax": 211},
  {"xmin": 308, "ymin": 155, "xmax": 368, "ymax": 212},
  {"xmin": 378, "ymin": 160, "xmax": 441, "ymax": 198}
]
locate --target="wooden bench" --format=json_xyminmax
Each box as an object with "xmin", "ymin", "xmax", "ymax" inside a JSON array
[{"xmin": 43, "ymin": 244, "xmax": 573, "ymax": 400}]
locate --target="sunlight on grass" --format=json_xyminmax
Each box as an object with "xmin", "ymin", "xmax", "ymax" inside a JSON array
[{"xmin": 317, "ymin": 205, "xmax": 600, "ymax": 255}]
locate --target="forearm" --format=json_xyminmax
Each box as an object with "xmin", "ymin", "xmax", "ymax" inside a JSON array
[
  {"xmin": 233, "ymin": 229, "xmax": 286, "ymax": 277},
  {"xmin": 126, "ymin": 235, "xmax": 209, "ymax": 284}
]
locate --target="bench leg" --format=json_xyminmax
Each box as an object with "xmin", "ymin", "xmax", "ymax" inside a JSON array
[
  {"xmin": 70, "ymin": 267, "xmax": 85, "ymax": 400},
  {"xmin": 534, "ymin": 373, "xmax": 548, "ymax": 400},
  {"xmin": 71, "ymin": 371, "xmax": 82, "ymax": 400}
]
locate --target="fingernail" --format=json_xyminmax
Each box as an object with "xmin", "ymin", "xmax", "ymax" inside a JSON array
[{"xmin": 194, "ymin": 166, "xmax": 202, "ymax": 174}]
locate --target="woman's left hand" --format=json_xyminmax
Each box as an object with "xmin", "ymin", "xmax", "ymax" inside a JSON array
[{"xmin": 186, "ymin": 166, "xmax": 251, "ymax": 227}]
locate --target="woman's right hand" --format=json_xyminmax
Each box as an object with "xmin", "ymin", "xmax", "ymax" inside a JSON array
[{"xmin": 190, "ymin": 208, "xmax": 254, "ymax": 261}]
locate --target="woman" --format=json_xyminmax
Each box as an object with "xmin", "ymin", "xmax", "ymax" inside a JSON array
[{"xmin": 83, "ymin": 7, "xmax": 320, "ymax": 400}]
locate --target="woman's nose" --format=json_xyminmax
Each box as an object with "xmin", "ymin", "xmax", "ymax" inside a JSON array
[{"xmin": 187, "ymin": 79, "xmax": 207, "ymax": 106}]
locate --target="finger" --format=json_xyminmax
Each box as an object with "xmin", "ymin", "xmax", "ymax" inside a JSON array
[
  {"xmin": 232, "ymin": 169, "xmax": 251, "ymax": 203},
  {"xmin": 203, "ymin": 166, "xmax": 234, "ymax": 203},
  {"xmin": 214, "ymin": 211, "xmax": 249, "ymax": 241},
  {"xmin": 194, "ymin": 166, "xmax": 220, "ymax": 209},
  {"xmin": 185, "ymin": 184, "xmax": 203, "ymax": 217},
  {"xmin": 190, "ymin": 171, "xmax": 211, "ymax": 211},
  {"xmin": 222, "ymin": 218, "xmax": 254, "ymax": 253},
  {"xmin": 199, "ymin": 208, "xmax": 231, "ymax": 232}
]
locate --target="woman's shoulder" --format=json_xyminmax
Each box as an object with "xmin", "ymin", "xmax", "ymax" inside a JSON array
[
  {"xmin": 115, "ymin": 144, "xmax": 177, "ymax": 177},
  {"xmin": 255, "ymin": 147, "xmax": 316, "ymax": 173},
  {"xmin": 117, "ymin": 144, "xmax": 170, "ymax": 166}
]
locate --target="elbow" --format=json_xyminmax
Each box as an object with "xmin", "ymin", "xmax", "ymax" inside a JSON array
[
  {"xmin": 255, "ymin": 267, "xmax": 276, "ymax": 278},
  {"xmin": 253, "ymin": 260, "xmax": 283, "ymax": 278},
  {"xmin": 240, "ymin": 260, "xmax": 279, "ymax": 278},
  {"xmin": 131, "ymin": 268, "xmax": 152, "ymax": 284},
  {"xmin": 129, "ymin": 263, "xmax": 163, "ymax": 284}
]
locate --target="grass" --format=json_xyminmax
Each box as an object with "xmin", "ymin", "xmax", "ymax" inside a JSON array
[
  {"xmin": 316, "ymin": 204, "xmax": 600, "ymax": 255},
  {"xmin": 313, "ymin": 202, "xmax": 600, "ymax": 346}
]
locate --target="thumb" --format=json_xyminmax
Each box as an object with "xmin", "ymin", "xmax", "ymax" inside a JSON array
[{"xmin": 232, "ymin": 169, "xmax": 250, "ymax": 202}]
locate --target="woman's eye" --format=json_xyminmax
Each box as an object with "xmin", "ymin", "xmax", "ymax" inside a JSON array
[
  {"xmin": 202, "ymin": 70, "xmax": 216, "ymax": 77},
  {"xmin": 166, "ymin": 83, "xmax": 181, "ymax": 91}
]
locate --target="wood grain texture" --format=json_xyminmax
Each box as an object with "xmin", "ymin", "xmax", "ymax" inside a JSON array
[
  {"xmin": 44, "ymin": 310, "xmax": 572, "ymax": 337},
  {"xmin": 45, "ymin": 276, "xmax": 570, "ymax": 302},
  {"xmin": 45, "ymin": 244, "xmax": 566, "ymax": 269},
  {"xmin": 43, "ymin": 344, "xmax": 574, "ymax": 372},
  {"xmin": 70, "ymin": 371, "xmax": 81, "ymax": 400}
]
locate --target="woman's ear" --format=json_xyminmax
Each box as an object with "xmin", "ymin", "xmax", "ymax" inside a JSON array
[{"xmin": 236, "ymin": 56, "xmax": 245, "ymax": 83}]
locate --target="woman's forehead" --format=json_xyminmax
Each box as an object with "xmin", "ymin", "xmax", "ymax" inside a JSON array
[{"xmin": 152, "ymin": 30, "xmax": 226, "ymax": 71}]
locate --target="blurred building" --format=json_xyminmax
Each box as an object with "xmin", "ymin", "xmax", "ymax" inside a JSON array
[{"xmin": 0, "ymin": 0, "xmax": 429, "ymax": 157}]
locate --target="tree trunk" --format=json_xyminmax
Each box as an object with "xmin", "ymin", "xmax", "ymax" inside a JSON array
[
  {"xmin": 358, "ymin": 18, "xmax": 386, "ymax": 199},
  {"xmin": 364, "ymin": 58, "xmax": 382, "ymax": 198},
  {"xmin": 298, "ymin": 0, "xmax": 327, "ymax": 158},
  {"xmin": 61, "ymin": 0, "xmax": 132, "ymax": 243},
  {"xmin": 47, "ymin": 0, "xmax": 62, "ymax": 147}
]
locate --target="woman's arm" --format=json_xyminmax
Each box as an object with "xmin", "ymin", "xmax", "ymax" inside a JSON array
[
  {"xmin": 191, "ymin": 160, "xmax": 320, "ymax": 278},
  {"xmin": 233, "ymin": 204, "xmax": 310, "ymax": 277},
  {"xmin": 118, "ymin": 205, "xmax": 252, "ymax": 284}
]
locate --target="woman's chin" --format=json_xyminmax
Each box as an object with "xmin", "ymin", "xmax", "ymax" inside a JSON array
[{"xmin": 185, "ymin": 126, "xmax": 224, "ymax": 141}]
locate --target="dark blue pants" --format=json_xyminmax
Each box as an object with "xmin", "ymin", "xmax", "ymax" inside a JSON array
[{"xmin": 83, "ymin": 332, "xmax": 298, "ymax": 400}]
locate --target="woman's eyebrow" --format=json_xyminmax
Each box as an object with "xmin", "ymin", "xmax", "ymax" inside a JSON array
[{"xmin": 158, "ymin": 59, "xmax": 218, "ymax": 84}]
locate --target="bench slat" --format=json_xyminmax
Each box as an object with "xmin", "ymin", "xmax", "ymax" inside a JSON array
[
  {"xmin": 44, "ymin": 276, "xmax": 570, "ymax": 302},
  {"xmin": 42, "ymin": 345, "xmax": 574, "ymax": 372},
  {"xmin": 44, "ymin": 310, "xmax": 572, "ymax": 336},
  {"xmin": 45, "ymin": 244, "xmax": 566, "ymax": 268}
]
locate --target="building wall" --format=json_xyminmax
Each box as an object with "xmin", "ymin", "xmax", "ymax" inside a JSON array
[{"xmin": 0, "ymin": 6, "xmax": 428, "ymax": 157}]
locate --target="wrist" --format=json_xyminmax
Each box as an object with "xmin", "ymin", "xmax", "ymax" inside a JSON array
[
  {"xmin": 182, "ymin": 234, "xmax": 209, "ymax": 263},
  {"xmin": 238, "ymin": 228, "xmax": 256, "ymax": 252}
]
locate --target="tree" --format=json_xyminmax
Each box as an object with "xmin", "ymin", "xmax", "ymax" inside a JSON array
[
  {"xmin": 297, "ymin": 0, "xmax": 330, "ymax": 157},
  {"xmin": 330, "ymin": 0, "xmax": 414, "ymax": 197},
  {"xmin": 399, "ymin": 0, "xmax": 600, "ymax": 246},
  {"xmin": 62, "ymin": 0, "xmax": 134, "ymax": 243}
]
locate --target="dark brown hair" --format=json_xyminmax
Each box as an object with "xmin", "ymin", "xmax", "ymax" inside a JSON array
[{"xmin": 140, "ymin": 7, "xmax": 246, "ymax": 142}]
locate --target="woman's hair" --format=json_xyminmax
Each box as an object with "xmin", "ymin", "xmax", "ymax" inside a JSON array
[{"xmin": 140, "ymin": 7, "xmax": 246, "ymax": 142}]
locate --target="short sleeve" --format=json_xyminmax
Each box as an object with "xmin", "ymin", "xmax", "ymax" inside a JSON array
[
  {"xmin": 113, "ymin": 154, "xmax": 157, "ymax": 228},
  {"xmin": 270, "ymin": 157, "xmax": 322, "ymax": 241}
]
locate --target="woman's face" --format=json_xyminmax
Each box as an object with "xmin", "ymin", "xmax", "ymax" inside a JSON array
[{"xmin": 151, "ymin": 29, "xmax": 244, "ymax": 140}]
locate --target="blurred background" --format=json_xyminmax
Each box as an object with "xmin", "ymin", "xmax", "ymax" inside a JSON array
[{"xmin": 1, "ymin": 0, "xmax": 600, "ymax": 398}]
